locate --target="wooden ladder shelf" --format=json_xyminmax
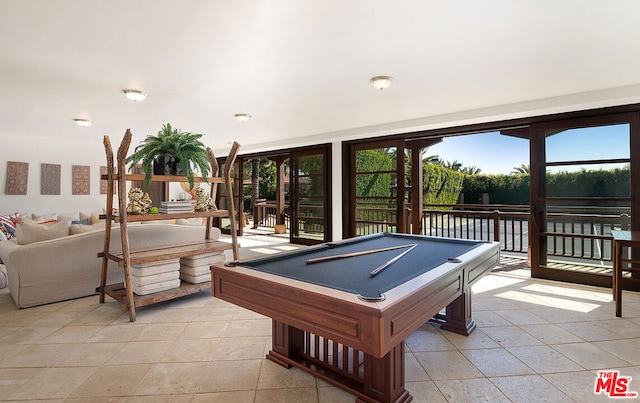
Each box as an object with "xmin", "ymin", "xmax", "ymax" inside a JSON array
[{"xmin": 97, "ymin": 129, "xmax": 240, "ymax": 321}]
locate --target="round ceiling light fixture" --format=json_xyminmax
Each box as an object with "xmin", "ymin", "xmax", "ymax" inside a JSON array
[
  {"xmin": 73, "ymin": 118, "xmax": 93, "ymax": 127},
  {"xmin": 234, "ymin": 113, "xmax": 251, "ymax": 123},
  {"xmin": 123, "ymin": 89, "xmax": 147, "ymax": 102},
  {"xmin": 369, "ymin": 75, "xmax": 394, "ymax": 90}
]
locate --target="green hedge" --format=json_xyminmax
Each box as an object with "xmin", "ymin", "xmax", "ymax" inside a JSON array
[
  {"xmin": 461, "ymin": 166, "xmax": 630, "ymax": 204},
  {"xmin": 461, "ymin": 174, "xmax": 530, "ymax": 204},
  {"xmin": 355, "ymin": 149, "xmax": 394, "ymax": 197},
  {"xmin": 423, "ymin": 164, "xmax": 466, "ymax": 206}
]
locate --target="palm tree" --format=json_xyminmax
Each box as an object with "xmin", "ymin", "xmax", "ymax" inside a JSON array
[
  {"xmin": 461, "ymin": 166, "xmax": 482, "ymax": 175},
  {"xmin": 511, "ymin": 164, "xmax": 530, "ymax": 174}
]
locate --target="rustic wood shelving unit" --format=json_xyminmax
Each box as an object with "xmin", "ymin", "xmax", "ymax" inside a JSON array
[{"xmin": 98, "ymin": 129, "xmax": 240, "ymax": 322}]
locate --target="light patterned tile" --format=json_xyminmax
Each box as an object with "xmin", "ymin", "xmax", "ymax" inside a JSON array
[
  {"xmin": 520, "ymin": 323, "xmax": 585, "ymax": 344},
  {"xmin": 461, "ymin": 348, "xmax": 535, "ymax": 377},
  {"xmin": 107, "ymin": 340, "xmax": 173, "ymax": 365},
  {"xmin": 131, "ymin": 322, "xmax": 188, "ymax": 341},
  {"xmin": 405, "ymin": 326, "xmax": 456, "ymax": 352},
  {"xmin": 493, "ymin": 309, "xmax": 549, "ymax": 326},
  {"xmin": 213, "ymin": 336, "xmax": 270, "ymax": 361},
  {"xmin": 435, "ymin": 378, "xmax": 511, "ymax": 402},
  {"xmin": 490, "ymin": 374, "xmax": 574, "ymax": 402},
  {"xmin": 7, "ymin": 367, "xmax": 98, "ymax": 400},
  {"xmin": 544, "ymin": 371, "xmax": 622, "ymax": 402},
  {"xmin": 404, "ymin": 353, "xmax": 430, "ymax": 382},
  {"xmin": 557, "ymin": 321, "xmax": 624, "ymax": 342},
  {"xmin": 69, "ymin": 364, "xmax": 154, "ymax": 398},
  {"xmin": 191, "ymin": 390, "xmax": 255, "ymax": 402},
  {"xmin": 255, "ymin": 387, "xmax": 319, "ymax": 402},
  {"xmin": 482, "ymin": 325, "xmax": 544, "ymax": 347},
  {"xmin": 161, "ymin": 338, "xmax": 221, "ymax": 362},
  {"xmin": 134, "ymin": 362, "xmax": 208, "ymax": 395},
  {"xmin": 551, "ymin": 342, "xmax": 632, "ymax": 369},
  {"xmin": 405, "ymin": 381, "xmax": 447, "ymax": 403},
  {"xmin": 257, "ymin": 360, "xmax": 317, "ymax": 389},
  {"xmin": 440, "ymin": 328, "xmax": 501, "ymax": 350},
  {"xmin": 197, "ymin": 359, "xmax": 262, "ymax": 393},
  {"xmin": 506, "ymin": 345, "xmax": 584, "ymax": 373},
  {"xmin": 593, "ymin": 339, "xmax": 640, "ymax": 365},
  {"xmin": 413, "ymin": 351, "xmax": 484, "ymax": 380}
]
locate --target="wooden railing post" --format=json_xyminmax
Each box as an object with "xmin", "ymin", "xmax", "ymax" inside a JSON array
[
  {"xmin": 621, "ymin": 213, "xmax": 630, "ymax": 230},
  {"xmin": 493, "ymin": 210, "xmax": 501, "ymax": 243}
]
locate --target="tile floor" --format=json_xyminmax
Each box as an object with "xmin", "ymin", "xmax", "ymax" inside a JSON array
[{"xmin": 0, "ymin": 236, "xmax": 639, "ymax": 402}]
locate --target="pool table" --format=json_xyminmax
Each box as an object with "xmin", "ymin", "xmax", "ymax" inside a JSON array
[{"xmin": 211, "ymin": 233, "xmax": 500, "ymax": 403}]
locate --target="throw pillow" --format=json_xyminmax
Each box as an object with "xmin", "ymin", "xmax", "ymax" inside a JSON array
[
  {"xmin": 57, "ymin": 212, "xmax": 80, "ymax": 222},
  {"xmin": 71, "ymin": 219, "xmax": 90, "ymax": 225},
  {"xmin": 69, "ymin": 221, "xmax": 106, "ymax": 235},
  {"xmin": 90, "ymin": 210, "xmax": 106, "ymax": 224},
  {"xmin": 0, "ymin": 213, "xmax": 19, "ymax": 240},
  {"xmin": 16, "ymin": 218, "xmax": 72, "ymax": 245}
]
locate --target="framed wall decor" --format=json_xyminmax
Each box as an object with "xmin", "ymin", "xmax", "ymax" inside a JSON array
[
  {"xmin": 72, "ymin": 165, "xmax": 90, "ymax": 195},
  {"xmin": 6, "ymin": 161, "xmax": 29, "ymax": 195},
  {"xmin": 41, "ymin": 163, "xmax": 61, "ymax": 195},
  {"xmin": 100, "ymin": 166, "xmax": 107, "ymax": 194}
]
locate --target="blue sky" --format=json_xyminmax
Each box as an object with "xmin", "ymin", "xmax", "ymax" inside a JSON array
[{"xmin": 427, "ymin": 124, "xmax": 630, "ymax": 175}]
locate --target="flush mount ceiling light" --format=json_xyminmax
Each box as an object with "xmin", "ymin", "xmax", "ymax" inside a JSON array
[
  {"xmin": 123, "ymin": 89, "xmax": 147, "ymax": 102},
  {"xmin": 234, "ymin": 113, "xmax": 251, "ymax": 123},
  {"xmin": 73, "ymin": 118, "xmax": 93, "ymax": 127},
  {"xmin": 369, "ymin": 75, "xmax": 394, "ymax": 90}
]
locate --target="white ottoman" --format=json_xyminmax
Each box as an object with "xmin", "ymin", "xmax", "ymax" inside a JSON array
[{"xmin": 0, "ymin": 264, "xmax": 7, "ymax": 289}]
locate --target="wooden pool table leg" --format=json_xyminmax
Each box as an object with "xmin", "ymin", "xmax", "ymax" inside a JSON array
[
  {"xmin": 267, "ymin": 320, "xmax": 412, "ymax": 403},
  {"xmin": 439, "ymin": 288, "xmax": 476, "ymax": 336}
]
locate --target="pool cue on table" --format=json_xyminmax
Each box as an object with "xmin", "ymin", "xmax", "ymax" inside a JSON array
[
  {"xmin": 369, "ymin": 244, "xmax": 417, "ymax": 277},
  {"xmin": 305, "ymin": 243, "xmax": 416, "ymax": 264}
]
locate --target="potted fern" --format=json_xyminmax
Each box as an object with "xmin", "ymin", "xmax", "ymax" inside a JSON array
[{"xmin": 126, "ymin": 123, "xmax": 212, "ymax": 190}]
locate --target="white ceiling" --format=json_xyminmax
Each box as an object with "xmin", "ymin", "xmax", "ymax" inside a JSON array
[{"xmin": 2, "ymin": 0, "xmax": 640, "ymax": 156}]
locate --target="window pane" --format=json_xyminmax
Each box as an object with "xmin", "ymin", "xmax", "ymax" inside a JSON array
[
  {"xmin": 546, "ymin": 124, "xmax": 629, "ymax": 163},
  {"xmin": 355, "ymin": 148, "xmax": 396, "ymax": 173}
]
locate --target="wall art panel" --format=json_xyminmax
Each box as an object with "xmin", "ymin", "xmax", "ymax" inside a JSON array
[
  {"xmin": 6, "ymin": 161, "xmax": 29, "ymax": 195},
  {"xmin": 41, "ymin": 163, "xmax": 61, "ymax": 195},
  {"xmin": 72, "ymin": 165, "xmax": 90, "ymax": 195}
]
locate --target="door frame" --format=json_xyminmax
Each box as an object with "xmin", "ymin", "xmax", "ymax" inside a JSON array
[
  {"xmin": 289, "ymin": 145, "xmax": 332, "ymax": 245},
  {"xmin": 529, "ymin": 112, "xmax": 640, "ymax": 286},
  {"xmin": 343, "ymin": 138, "xmax": 405, "ymax": 239}
]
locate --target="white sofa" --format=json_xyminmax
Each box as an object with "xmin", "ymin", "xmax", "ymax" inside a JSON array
[{"xmin": 0, "ymin": 223, "xmax": 220, "ymax": 308}]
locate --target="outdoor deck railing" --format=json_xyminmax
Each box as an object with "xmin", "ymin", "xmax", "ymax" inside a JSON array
[
  {"xmin": 251, "ymin": 200, "xmax": 631, "ymax": 265},
  {"xmin": 252, "ymin": 201, "xmax": 290, "ymax": 228},
  {"xmin": 419, "ymin": 204, "xmax": 631, "ymax": 264}
]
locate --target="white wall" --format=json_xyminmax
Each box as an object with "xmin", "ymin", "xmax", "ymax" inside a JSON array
[
  {"xmin": 331, "ymin": 141, "xmax": 343, "ymax": 241},
  {"xmin": 0, "ymin": 133, "xmax": 115, "ymax": 215}
]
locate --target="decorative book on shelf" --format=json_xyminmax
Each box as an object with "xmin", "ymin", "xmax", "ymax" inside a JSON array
[{"xmin": 159, "ymin": 200, "xmax": 194, "ymax": 214}]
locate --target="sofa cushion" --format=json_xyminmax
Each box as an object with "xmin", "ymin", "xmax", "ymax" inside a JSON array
[
  {"xmin": 69, "ymin": 221, "xmax": 106, "ymax": 234},
  {"xmin": 0, "ymin": 264, "xmax": 7, "ymax": 289},
  {"xmin": 16, "ymin": 218, "xmax": 72, "ymax": 245},
  {"xmin": 175, "ymin": 218, "xmax": 204, "ymax": 226}
]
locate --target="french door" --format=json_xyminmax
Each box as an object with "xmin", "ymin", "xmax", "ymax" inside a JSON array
[
  {"xmin": 289, "ymin": 146, "xmax": 331, "ymax": 245},
  {"xmin": 530, "ymin": 112, "xmax": 639, "ymax": 287},
  {"xmin": 346, "ymin": 139, "xmax": 406, "ymax": 238}
]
